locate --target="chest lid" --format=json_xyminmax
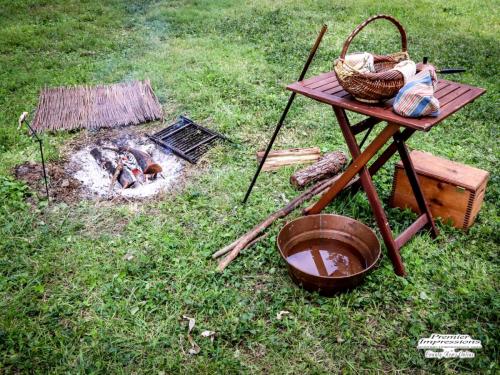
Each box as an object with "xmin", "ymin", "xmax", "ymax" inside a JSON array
[{"xmin": 396, "ymin": 150, "xmax": 489, "ymax": 191}]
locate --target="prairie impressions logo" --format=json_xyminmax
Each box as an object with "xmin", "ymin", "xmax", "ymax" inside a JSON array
[{"xmin": 418, "ymin": 334, "xmax": 482, "ymax": 358}]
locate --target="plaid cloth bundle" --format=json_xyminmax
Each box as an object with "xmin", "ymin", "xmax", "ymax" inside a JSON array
[{"xmin": 393, "ymin": 69, "xmax": 440, "ymax": 117}]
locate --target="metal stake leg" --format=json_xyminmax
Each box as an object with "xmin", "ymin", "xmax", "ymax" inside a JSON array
[
  {"xmin": 242, "ymin": 92, "xmax": 297, "ymax": 203},
  {"xmin": 243, "ymin": 24, "xmax": 328, "ymax": 203},
  {"xmin": 19, "ymin": 112, "xmax": 50, "ymax": 201},
  {"xmin": 38, "ymin": 139, "xmax": 50, "ymax": 200}
]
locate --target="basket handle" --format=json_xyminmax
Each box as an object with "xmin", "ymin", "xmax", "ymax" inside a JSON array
[{"xmin": 340, "ymin": 14, "xmax": 407, "ymax": 59}]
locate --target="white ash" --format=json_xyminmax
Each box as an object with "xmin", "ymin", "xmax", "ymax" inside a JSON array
[{"xmin": 69, "ymin": 139, "xmax": 183, "ymax": 199}]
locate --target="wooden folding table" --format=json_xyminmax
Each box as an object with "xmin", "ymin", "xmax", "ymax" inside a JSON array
[{"xmin": 287, "ymin": 71, "xmax": 485, "ymax": 276}]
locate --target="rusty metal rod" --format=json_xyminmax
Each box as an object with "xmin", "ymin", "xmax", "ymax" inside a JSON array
[
  {"xmin": 242, "ymin": 24, "xmax": 328, "ymax": 204},
  {"xmin": 18, "ymin": 112, "xmax": 50, "ymax": 201},
  {"xmin": 38, "ymin": 138, "xmax": 49, "ymax": 200}
]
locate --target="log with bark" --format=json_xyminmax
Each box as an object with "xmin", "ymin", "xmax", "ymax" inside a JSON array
[
  {"xmin": 90, "ymin": 147, "xmax": 136, "ymax": 188},
  {"xmin": 290, "ymin": 151, "xmax": 347, "ymax": 189},
  {"xmin": 256, "ymin": 147, "xmax": 321, "ymax": 171},
  {"xmin": 214, "ymin": 172, "xmax": 358, "ymax": 271}
]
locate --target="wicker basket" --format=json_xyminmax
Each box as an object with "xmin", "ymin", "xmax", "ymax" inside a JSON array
[{"xmin": 334, "ymin": 15, "xmax": 410, "ymax": 103}]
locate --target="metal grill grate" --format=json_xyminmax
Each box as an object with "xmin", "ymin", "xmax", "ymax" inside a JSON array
[{"xmin": 147, "ymin": 116, "xmax": 230, "ymax": 163}]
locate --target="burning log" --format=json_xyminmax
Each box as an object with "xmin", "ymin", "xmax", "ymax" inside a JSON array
[
  {"xmin": 108, "ymin": 160, "xmax": 124, "ymax": 194},
  {"xmin": 119, "ymin": 147, "xmax": 162, "ymax": 175},
  {"xmin": 90, "ymin": 148, "xmax": 136, "ymax": 188},
  {"xmin": 290, "ymin": 151, "xmax": 347, "ymax": 189}
]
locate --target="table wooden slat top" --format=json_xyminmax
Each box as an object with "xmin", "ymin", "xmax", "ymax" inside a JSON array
[{"xmin": 287, "ymin": 71, "xmax": 485, "ymax": 132}]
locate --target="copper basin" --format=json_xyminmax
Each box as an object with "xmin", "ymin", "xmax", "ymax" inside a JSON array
[{"xmin": 277, "ymin": 214, "xmax": 380, "ymax": 295}]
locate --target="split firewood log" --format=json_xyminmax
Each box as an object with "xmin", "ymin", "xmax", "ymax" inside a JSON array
[
  {"xmin": 290, "ymin": 151, "xmax": 347, "ymax": 189},
  {"xmin": 90, "ymin": 148, "xmax": 136, "ymax": 188},
  {"xmin": 256, "ymin": 147, "xmax": 321, "ymax": 171}
]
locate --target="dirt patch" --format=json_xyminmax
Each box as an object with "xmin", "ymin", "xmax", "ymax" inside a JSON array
[{"xmin": 14, "ymin": 161, "xmax": 82, "ymax": 204}]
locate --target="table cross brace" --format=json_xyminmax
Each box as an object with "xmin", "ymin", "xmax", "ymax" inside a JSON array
[{"xmin": 304, "ymin": 107, "xmax": 438, "ymax": 276}]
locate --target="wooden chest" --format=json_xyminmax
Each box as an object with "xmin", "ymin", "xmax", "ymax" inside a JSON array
[{"xmin": 390, "ymin": 151, "xmax": 489, "ymax": 230}]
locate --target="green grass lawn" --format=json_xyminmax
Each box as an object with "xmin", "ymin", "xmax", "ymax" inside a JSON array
[{"xmin": 1, "ymin": 0, "xmax": 498, "ymax": 373}]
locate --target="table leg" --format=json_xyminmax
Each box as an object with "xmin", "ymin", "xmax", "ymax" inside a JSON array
[
  {"xmin": 393, "ymin": 132, "xmax": 439, "ymax": 238},
  {"xmin": 307, "ymin": 108, "xmax": 405, "ymax": 276},
  {"xmin": 338, "ymin": 109, "xmax": 406, "ymax": 276}
]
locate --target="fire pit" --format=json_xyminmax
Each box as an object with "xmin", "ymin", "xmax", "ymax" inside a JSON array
[
  {"xmin": 13, "ymin": 126, "xmax": 186, "ymax": 204},
  {"xmin": 69, "ymin": 135, "xmax": 183, "ymax": 199}
]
